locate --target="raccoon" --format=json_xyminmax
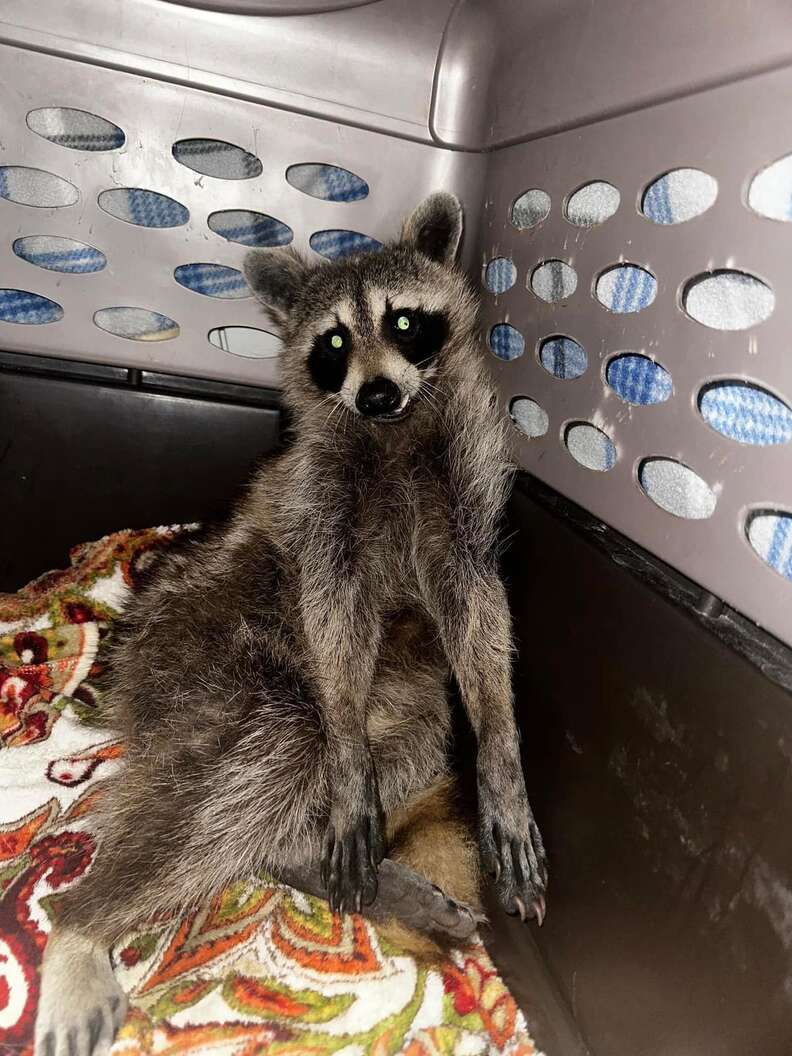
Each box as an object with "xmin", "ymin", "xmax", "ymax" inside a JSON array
[{"xmin": 34, "ymin": 192, "xmax": 547, "ymax": 1056}]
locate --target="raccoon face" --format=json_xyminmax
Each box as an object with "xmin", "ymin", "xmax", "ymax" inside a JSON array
[
  {"xmin": 244, "ymin": 193, "xmax": 475, "ymax": 424},
  {"xmin": 304, "ymin": 296, "xmax": 449, "ymax": 421}
]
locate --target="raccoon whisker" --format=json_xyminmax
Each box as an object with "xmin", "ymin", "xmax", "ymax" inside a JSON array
[
  {"xmin": 324, "ymin": 397, "xmax": 350, "ymax": 444},
  {"xmin": 417, "ymin": 386, "xmax": 441, "ymax": 414},
  {"xmin": 420, "ymin": 378, "xmax": 450, "ymax": 401}
]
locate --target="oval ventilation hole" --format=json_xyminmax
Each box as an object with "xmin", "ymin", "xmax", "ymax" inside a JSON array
[
  {"xmin": 748, "ymin": 154, "xmax": 792, "ymax": 221},
  {"xmin": 174, "ymin": 264, "xmax": 249, "ymax": 299},
  {"xmin": 0, "ymin": 166, "xmax": 78, "ymax": 208},
  {"xmin": 26, "ymin": 107, "xmax": 124, "ymax": 151},
  {"xmin": 309, "ymin": 230, "xmax": 382, "ymax": 260},
  {"xmin": 484, "ymin": 257, "xmax": 517, "ymax": 294},
  {"xmin": 0, "ymin": 289, "xmax": 63, "ymax": 324},
  {"xmin": 639, "ymin": 458, "xmax": 716, "ymax": 519},
  {"xmin": 13, "ymin": 236, "xmax": 106, "ymax": 274},
  {"xmin": 641, "ymin": 169, "xmax": 717, "ymax": 225},
  {"xmin": 509, "ymin": 397, "xmax": 549, "ymax": 438},
  {"xmin": 511, "ymin": 189, "xmax": 551, "ymax": 230},
  {"xmin": 488, "ymin": 323, "xmax": 525, "ymax": 362},
  {"xmin": 747, "ymin": 512, "xmax": 792, "ymax": 581},
  {"xmin": 565, "ymin": 181, "xmax": 620, "ymax": 227},
  {"xmin": 286, "ymin": 163, "xmax": 368, "ymax": 202},
  {"xmin": 209, "ymin": 326, "xmax": 281, "ymax": 359},
  {"xmin": 208, "ymin": 210, "xmax": 293, "ymax": 248},
  {"xmin": 565, "ymin": 423, "xmax": 616, "ymax": 472},
  {"xmin": 699, "ymin": 381, "xmax": 792, "ymax": 445},
  {"xmin": 596, "ymin": 263, "xmax": 657, "ymax": 313},
  {"xmin": 531, "ymin": 260, "xmax": 577, "ymax": 303},
  {"xmin": 172, "ymin": 139, "xmax": 262, "ymax": 180},
  {"xmin": 539, "ymin": 335, "xmax": 587, "ymax": 380},
  {"xmin": 98, "ymin": 188, "xmax": 188, "ymax": 228},
  {"xmin": 682, "ymin": 270, "xmax": 774, "ymax": 331},
  {"xmin": 94, "ymin": 307, "xmax": 179, "ymax": 341},
  {"xmin": 606, "ymin": 354, "xmax": 672, "ymax": 406}
]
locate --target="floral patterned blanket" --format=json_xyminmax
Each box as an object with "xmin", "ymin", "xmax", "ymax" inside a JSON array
[{"xmin": 0, "ymin": 527, "xmax": 541, "ymax": 1056}]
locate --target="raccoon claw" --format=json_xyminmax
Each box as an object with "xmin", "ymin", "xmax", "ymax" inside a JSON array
[
  {"xmin": 481, "ymin": 816, "xmax": 548, "ymax": 926},
  {"xmin": 322, "ymin": 813, "xmax": 383, "ymax": 915}
]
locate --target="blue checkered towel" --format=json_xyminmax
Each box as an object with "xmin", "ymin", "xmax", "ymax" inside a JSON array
[
  {"xmin": 0, "ymin": 166, "xmax": 78, "ymax": 208},
  {"xmin": 606, "ymin": 354, "xmax": 672, "ymax": 405},
  {"xmin": 489, "ymin": 323, "xmax": 524, "ymax": 362},
  {"xmin": 208, "ymin": 210, "xmax": 293, "ymax": 248},
  {"xmin": 566, "ymin": 423, "xmax": 616, "ymax": 471},
  {"xmin": 700, "ymin": 383, "xmax": 792, "ymax": 445},
  {"xmin": 174, "ymin": 263, "xmax": 250, "ymax": 299},
  {"xmin": 0, "ymin": 288, "xmax": 63, "ymax": 324},
  {"xmin": 511, "ymin": 189, "xmax": 551, "ymax": 230},
  {"xmin": 540, "ymin": 336, "xmax": 587, "ymax": 380},
  {"xmin": 596, "ymin": 264, "xmax": 657, "ymax": 313},
  {"xmin": 172, "ymin": 139, "xmax": 262, "ymax": 180},
  {"xmin": 98, "ymin": 188, "xmax": 189, "ymax": 229},
  {"xmin": 485, "ymin": 258, "xmax": 517, "ymax": 294},
  {"xmin": 531, "ymin": 260, "xmax": 577, "ymax": 303},
  {"xmin": 642, "ymin": 169, "xmax": 717, "ymax": 225},
  {"xmin": 93, "ymin": 307, "xmax": 179, "ymax": 341},
  {"xmin": 287, "ymin": 164, "xmax": 368, "ymax": 203},
  {"xmin": 26, "ymin": 107, "xmax": 124, "ymax": 151},
  {"xmin": 748, "ymin": 513, "xmax": 792, "ymax": 581},
  {"xmin": 13, "ymin": 235, "xmax": 106, "ymax": 274},
  {"xmin": 309, "ymin": 230, "xmax": 382, "ymax": 260}
]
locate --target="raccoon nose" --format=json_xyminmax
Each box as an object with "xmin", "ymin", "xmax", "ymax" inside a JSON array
[{"xmin": 356, "ymin": 376, "xmax": 402, "ymax": 417}]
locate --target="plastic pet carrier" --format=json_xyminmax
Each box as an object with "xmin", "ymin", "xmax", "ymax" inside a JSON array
[{"xmin": 2, "ymin": 2, "xmax": 792, "ymax": 1053}]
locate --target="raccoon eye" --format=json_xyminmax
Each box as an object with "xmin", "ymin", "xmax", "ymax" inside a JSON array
[
  {"xmin": 325, "ymin": 330, "xmax": 345, "ymax": 351},
  {"xmin": 390, "ymin": 309, "xmax": 418, "ymax": 338}
]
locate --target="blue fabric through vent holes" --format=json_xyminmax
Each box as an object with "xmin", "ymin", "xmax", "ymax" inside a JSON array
[{"xmin": 607, "ymin": 354, "xmax": 672, "ymax": 405}]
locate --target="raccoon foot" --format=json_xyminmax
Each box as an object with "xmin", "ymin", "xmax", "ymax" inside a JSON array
[
  {"xmin": 35, "ymin": 926, "xmax": 127, "ymax": 1056},
  {"xmin": 278, "ymin": 857, "xmax": 481, "ymax": 942},
  {"xmin": 374, "ymin": 859, "xmax": 483, "ymax": 942},
  {"xmin": 479, "ymin": 807, "xmax": 548, "ymax": 926},
  {"xmin": 321, "ymin": 772, "xmax": 386, "ymax": 914}
]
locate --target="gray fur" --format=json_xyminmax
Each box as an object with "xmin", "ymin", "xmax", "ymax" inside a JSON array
[{"xmin": 35, "ymin": 193, "xmax": 547, "ymax": 1055}]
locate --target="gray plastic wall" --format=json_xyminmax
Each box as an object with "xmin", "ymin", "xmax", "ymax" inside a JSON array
[{"xmin": 2, "ymin": 0, "xmax": 792, "ymax": 648}]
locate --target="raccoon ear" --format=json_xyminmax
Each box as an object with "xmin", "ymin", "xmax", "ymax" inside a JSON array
[
  {"xmin": 243, "ymin": 246, "xmax": 310, "ymax": 328},
  {"xmin": 402, "ymin": 192, "xmax": 463, "ymax": 265}
]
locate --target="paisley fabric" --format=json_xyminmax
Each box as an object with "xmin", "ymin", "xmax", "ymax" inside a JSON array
[{"xmin": 0, "ymin": 527, "xmax": 542, "ymax": 1055}]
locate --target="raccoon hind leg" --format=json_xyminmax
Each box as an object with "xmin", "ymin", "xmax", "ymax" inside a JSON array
[
  {"xmin": 376, "ymin": 776, "xmax": 482, "ymax": 961},
  {"xmin": 277, "ymin": 777, "xmax": 482, "ymax": 962}
]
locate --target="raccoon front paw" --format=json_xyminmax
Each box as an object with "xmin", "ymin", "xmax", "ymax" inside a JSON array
[
  {"xmin": 321, "ymin": 806, "xmax": 386, "ymax": 914},
  {"xmin": 479, "ymin": 810, "xmax": 548, "ymax": 926}
]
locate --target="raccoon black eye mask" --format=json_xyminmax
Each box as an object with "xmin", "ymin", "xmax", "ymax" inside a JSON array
[
  {"xmin": 308, "ymin": 307, "xmax": 448, "ymax": 396},
  {"xmin": 309, "ymin": 322, "xmax": 350, "ymax": 393},
  {"xmin": 382, "ymin": 305, "xmax": 449, "ymax": 368}
]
